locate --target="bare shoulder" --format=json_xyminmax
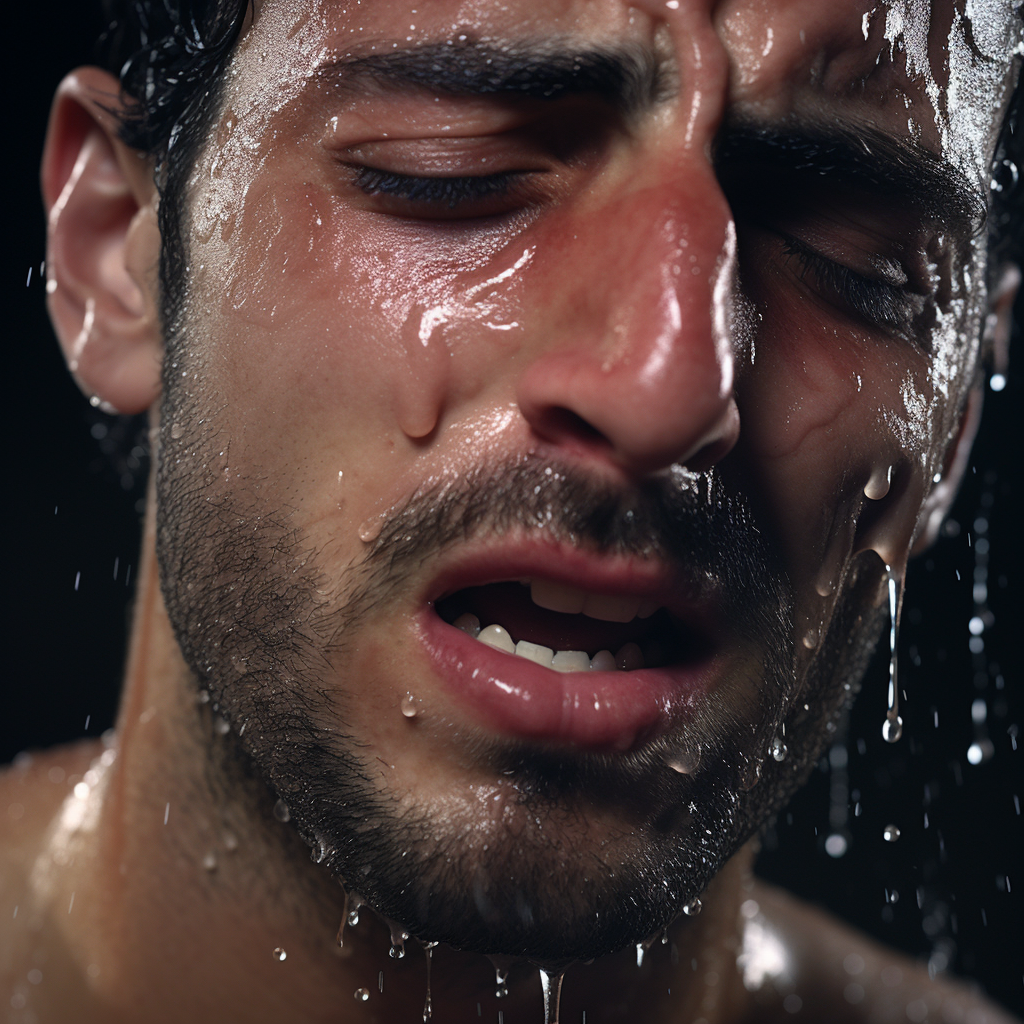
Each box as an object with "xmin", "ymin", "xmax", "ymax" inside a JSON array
[
  {"xmin": 741, "ymin": 879, "xmax": 1020, "ymax": 1024},
  {"xmin": 0, "ymin": 742, "xmax": 104, "ymax": 974}
]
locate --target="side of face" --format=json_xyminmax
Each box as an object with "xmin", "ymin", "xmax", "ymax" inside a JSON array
[{"xmin": 46, "ymin": 0, "xmax": 1022, "ymax": 963}]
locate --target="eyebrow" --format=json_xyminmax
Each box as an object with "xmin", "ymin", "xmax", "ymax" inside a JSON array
[
  {"xmin": 714, "ymin": 119, "xmax": 986, "ymax": 240},
  {"xmin": 315, "ymin": 40, "xmax": 669, "ymax": 116}
]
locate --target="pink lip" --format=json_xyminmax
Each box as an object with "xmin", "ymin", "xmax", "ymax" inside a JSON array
[{"xmin": 414, "ymin": 540, "xmax": 723, "ymax": 751}]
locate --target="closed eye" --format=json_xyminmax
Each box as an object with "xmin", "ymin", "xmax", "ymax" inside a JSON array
[{"xmin": 349, "ymin": 166, "xmax": 542, "ymax": 219}]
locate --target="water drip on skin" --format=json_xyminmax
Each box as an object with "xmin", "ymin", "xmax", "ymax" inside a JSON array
[
  {"xmin": 538, "ymin": 969, "xmax": 564, "ymax": 1024},
  {"xmin": 665, "ymin": 739, "xmax": 701, "ymax": 775},
  {"xmin": 337, "ymin": 891, "xmax": 365, "ymax": 948},
  {"xmin": 770, "ymin": 734, "xmax": 788, "ymax": 762},
  {"xmin": 388, "ymin": 921, "xmax": 410, "ymax": 959},
  {"xmin": 864, "ymin": 465, "xmax": 893, "ymax": 501},
  {"xmin": 357, "ymin": 514, "xmax": 385, "ymax": 545},
  {"xmin": 682, "ymin": 897, "xmax": 702, "ymax": 917},
  {"xmin": 401, "ymin": 692, "xmax": 419, "ymax": 719},
  {"xmin": 422, "ymin": 941, "xmax": 438, "ymax": 1022},
  {"xmin": 883, "ymin": 568, "xmax": 904, "ymax": 743}
]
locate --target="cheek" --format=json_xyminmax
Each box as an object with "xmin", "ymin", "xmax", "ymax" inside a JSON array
[{"xmin": 734, "ymin": 273, "xmax": 960, "ymax": 616}]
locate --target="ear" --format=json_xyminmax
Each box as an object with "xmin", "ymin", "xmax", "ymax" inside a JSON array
[
  {"xmin": 42, "ymin": 67, "xmax": 162, "ymax": 415},
  {"xmin": 911, "ymin": 263, "xmax": 1019, "ymax": 553}
]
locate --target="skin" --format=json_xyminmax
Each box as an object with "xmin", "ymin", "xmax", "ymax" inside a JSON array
[{"xmin": 2, "ymin": 0, "xmax": 1022, "ymax": 1021}]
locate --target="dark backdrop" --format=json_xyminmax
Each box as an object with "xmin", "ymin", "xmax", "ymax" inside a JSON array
[{"xmin": 6, "ymin": 4, "xmax": 1022, "ymax": 1018}]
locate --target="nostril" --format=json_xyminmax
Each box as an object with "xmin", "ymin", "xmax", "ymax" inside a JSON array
[{"xmin": 533, "ymin": 406, "xmax": 612, "ymax": 455}]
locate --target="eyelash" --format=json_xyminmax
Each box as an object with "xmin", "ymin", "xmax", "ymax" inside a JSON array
[
  {"xmin": 352, "ymin": 167, "xmax": 525, "ymax": 210},
  {"xmin": 781, "ymin": 236, "xmax": 916, "ymax": 335}
]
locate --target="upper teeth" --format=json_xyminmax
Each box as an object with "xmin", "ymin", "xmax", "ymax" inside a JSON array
[
  {"xmin": 454, "ymin": 614, "xmax": 646, "ymax": 673},
  {"xmin": 529, "ymin": 580, "xmax": 659, "ymax": 622}
]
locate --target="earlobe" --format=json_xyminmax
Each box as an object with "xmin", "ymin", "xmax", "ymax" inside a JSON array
[{"xmin": 42, "ymin": 67, "xmax": 162, "ymax": 415}]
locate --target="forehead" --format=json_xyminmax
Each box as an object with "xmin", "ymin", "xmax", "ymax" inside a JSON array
[{"xmin": 232, "ymin": 0, "xmax": 1021, "ymax": 180}]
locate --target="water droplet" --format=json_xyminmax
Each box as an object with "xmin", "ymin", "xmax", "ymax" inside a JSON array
[
  {"xmin": 883, "ymin": 824, "xmax": 901, "ymax": 842},
  {"xmin": 389, "ymin": 922, "xmax": 409, "ymax": 959},
  {"xmin": 273, "ymin": 798, "xmax": 291, "ymax": 822},
  {"xmin": 636, "ymin": 942, "xmax": 646, "ymax": 968},
  {"xmin": 825, "ymin": 833, "xmax": 849, "ymax": 858},
  {"xmin": 683, "ymin": 897, "xmax": 702, "ymax": 916},
  {"xmin": 170, "ymin": 422, "xmax": 183, "ymax": 440},
  {"xmin": 401, "ymin": 692, "xmax": 419, "ymax": 718},
  {"xmin": 348, "ymin": 907, "xmax": 360, "ymax": 927},
  {"xmin": 739, "ymin": 759, "xmax": 761, "ymax": 790},
  {"xmin": 864, "ymin": 465, "xmax": 893, "ymax": 501},
  {"xmin": 358, "ymin": 515, "xmax": 383, "ymax": 544},
  {"xmin": 770, "ymin": 736, "xmax": 788, "ymax": 762},
  {"xmin": 539, "ymin": 969, "xmax": 564, "ymax": 1024},
  {"xmin": 422, "ymin": 941, "xmax": 437, "ymax": 1022},
  {"xmin": 883, "ymin": 568, "xmax": 903, "ymax": 744},
  {"xmin": 273, "ymin": 947, "xmax": 287, "ymax": 961},
  {"xmin": 202, "ymin": 851, "xmax": 217, "ymax": 871},
  {"xmin": 666, "ymin": 740, "xmax": 701, "ymax": 774},
  {"xmin": 354, "ymin": 988, "xmax": 370, "ymax": 1002},
  {"xmin": 802, "ymin": 628, "xmax": 819, "ymax": 649},
  {"xmin": 214, "ymin": 715, "xmax": 230, "ymax": 736},
  {"xmin": 882, "ymin": 716, "xmax": 903, "ymax": 743},
  {"xmin": 494, "ymin": 966, "xmax": 509, "ymax": 999}
]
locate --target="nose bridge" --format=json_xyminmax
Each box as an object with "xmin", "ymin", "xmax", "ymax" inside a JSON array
[{"xmin": 517, "ymin": 152, "xmax": 739, "ymax": 478}]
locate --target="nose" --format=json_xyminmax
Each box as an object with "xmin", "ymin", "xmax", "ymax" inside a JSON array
[{"xmin": 516, "ymin": 165, "xmax": 740, "ymax": 480}]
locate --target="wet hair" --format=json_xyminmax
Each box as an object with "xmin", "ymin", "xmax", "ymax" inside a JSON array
[
  {"xmin": 99, "ymin": 0, "xmax": 1023, "ymax": 318},
  {"xmin": 99, "ymin": 0, "xmax": 250, "ymax": 321}
]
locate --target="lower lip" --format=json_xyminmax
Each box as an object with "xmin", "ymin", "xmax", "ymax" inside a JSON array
[{"xmin": 417, "ymin": 610, "xmax": 717, "ymax": 751}]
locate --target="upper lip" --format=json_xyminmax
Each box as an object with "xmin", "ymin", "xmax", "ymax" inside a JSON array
[{"xmin": 423, "ymin": 535, "xmax": 723, "ymax": 641}]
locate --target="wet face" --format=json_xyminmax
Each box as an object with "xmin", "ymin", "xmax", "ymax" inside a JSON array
[{"xmin": 156, "ymin": 0, "xmax": 1021, "ymax": 961}]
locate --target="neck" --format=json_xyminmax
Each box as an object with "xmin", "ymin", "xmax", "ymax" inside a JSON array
[{"xmin": 54, "ymin": 499, "xmax": 757, "ymax": 1024}]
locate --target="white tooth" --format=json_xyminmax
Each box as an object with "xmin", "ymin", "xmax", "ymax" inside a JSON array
[
  {"xmin": 453, "ymin": 613, "xmax": 481, "ymax": 638},
  {"xmin": 582, "ymin": 593, "xmax": 642, "ymax": 623},
  {"xmin": 589, "ymin": 650, "xmax": 617, "ymax": 672},
  {"xmin": 516, "ymin": 640, "xmax": 555, "ymax": 666},
  {"xmin": 615, "ymin": 642, "xmax": 644, "ymax": 671},
  {"xmin": 637, "ymin": 599, "xmax": 660, "ymax": 620},
  {"xmin": 478, "ymin": 624, "xmax": 515, "ymax": 654},
  {"xmin": 530, "ymin": 579, "xmax": 586, "ymax": 615},
  {"xmin": 551, "ymin": 650, "xmax": 590, "ymax": 673}
]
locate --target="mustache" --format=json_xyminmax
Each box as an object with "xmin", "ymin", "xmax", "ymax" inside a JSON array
[{"xmin": 345, "ymin": 454, "xmax": 791, "ymax": 638}]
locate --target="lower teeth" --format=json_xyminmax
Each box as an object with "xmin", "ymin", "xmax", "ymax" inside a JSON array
[{"xmin": 453, "ymin": 614, "xmax": 645, "ymax": 672}]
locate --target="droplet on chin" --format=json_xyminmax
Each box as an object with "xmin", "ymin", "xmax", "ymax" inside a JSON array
[{"xmin": 401, "ymin": 692, "xmax": 419, "ymax": 718}]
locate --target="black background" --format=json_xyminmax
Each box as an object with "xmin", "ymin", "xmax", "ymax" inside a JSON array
[{"xmin": 6, "ymin": 4, "xmax": 1022, "ymax": 1017}]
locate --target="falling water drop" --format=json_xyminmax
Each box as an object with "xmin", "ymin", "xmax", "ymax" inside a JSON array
[
  {"xmin": 883, "ymin": 568, "xmax": 904, "ymax": 743},
  {"xmin": 539, "ymin": 969, "xmax": 564, "ymax": 1024},
  {"xmin": 422, "ymin": 942, "xmax": 437, "ymax": 1022},
  {"xmin": 273, "ymin": 799, "xmax": 291, "ymax": 823},
  {"xmin": 273, "ymin": 947, "xmax": 287, "ymax": 961},
  {"xmin": 354, "ymin": 988, "xmax": 370, "ymax": 1002},
  {"xmin": 636, "ymin": 942, "xmax": 646, "ymax": 968},
  {"xmin": 883, "ymin": 824, "xmax": 901, "ymax": 842},
  {"xmin": 401, "ymin": 693, "xmax": 419, "ymax": 719},
  {"xmin": 683, "ymin": 898, "xmax": 702, "ymax": 917},
  {"xmin": 494, "ymin": 966, "xmax": 510, "ymax": 999}
]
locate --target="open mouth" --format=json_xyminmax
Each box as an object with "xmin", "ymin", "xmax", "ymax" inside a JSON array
[{"xmin": 435, "ymin": 579, "xmax": 712, "ymax": 674}]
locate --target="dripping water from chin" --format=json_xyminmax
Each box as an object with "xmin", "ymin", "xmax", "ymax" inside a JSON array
[
  {"xmin": 538, "ymin": 968, "xmax": 564, "ymax": 1024},
  {"xmin": 883, "ymin": 567, "xmax": 904, "ymax": 743}
]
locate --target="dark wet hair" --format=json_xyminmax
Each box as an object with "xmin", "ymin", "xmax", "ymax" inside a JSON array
[
  {"xmin": 99, "ymin": 0, "xmax": 1023, "ymax": 313},
  {"xmin": 99, "ymin": 0, "xmax": 250, "ymax": 322}
]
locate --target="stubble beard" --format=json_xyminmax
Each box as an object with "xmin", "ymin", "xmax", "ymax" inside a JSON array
[{"xmin": 154, "ymin": 336, "xmax": 883, "ymax": 964}]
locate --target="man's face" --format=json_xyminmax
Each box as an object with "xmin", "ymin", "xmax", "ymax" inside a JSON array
[{"xmin": 156, "ymin": 0, "xmax": 1020, "ymax": 961}]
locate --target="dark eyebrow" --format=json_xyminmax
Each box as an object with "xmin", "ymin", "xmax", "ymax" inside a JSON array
[
  {"xmin": 714, "ymin": 118, "xmax": 986, "ymax": 240},
  {"xmin": 315, "ymin": 40, "xmax": 669, "ymax": 116}
]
